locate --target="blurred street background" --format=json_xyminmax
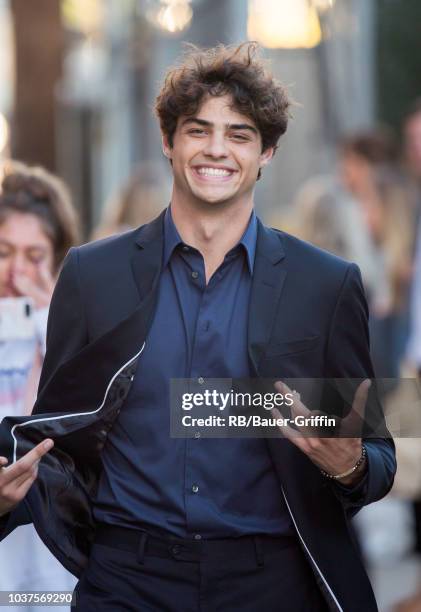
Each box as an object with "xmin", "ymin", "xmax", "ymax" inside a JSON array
[{"xmin": 1, "ymin": 1, "xmax": 421, "ymax": 610}]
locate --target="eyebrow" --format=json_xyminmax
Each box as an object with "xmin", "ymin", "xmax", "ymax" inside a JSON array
[
  {"xmin": 0, "ymin": 239, "xmax": 47, "ymax": 251},
  {"xmin": 181, "ymin": 117, "xmax": 258, "ymax": 135}
]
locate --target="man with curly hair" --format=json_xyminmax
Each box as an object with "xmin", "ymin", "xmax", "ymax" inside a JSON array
[{"xmin": 0, "ymin": 43, "xmax": 395, "ymax": 611}]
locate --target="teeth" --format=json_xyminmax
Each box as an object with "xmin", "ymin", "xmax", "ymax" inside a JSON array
[{"xmin": 196, "ymin": 167, "xmax": 231, "ymax": 177}]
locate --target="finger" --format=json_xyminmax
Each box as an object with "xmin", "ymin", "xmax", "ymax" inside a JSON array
[
  {"xmin": 13, "ymin": 461, "xmax": 39, "ymax": 488},
  {"xmin": 352, "ymin": 379, "xmax": 371, "ymax": 416},
  {"xmin": 14, "ymin": 468, "xmax": 39, "ymax": 500},
  {"xmin": 37, "ymin": 263, "xmax": 55, "ymax": 293},
  {"xmin": 274, "ymin": 381, "xmax": 310, "ymax": 418},
  {"xmin": 0, "ymin": 464, "xmax": 38, "ymax": 510},
  {"xmin": 12, "ymin": 275, "xmax": 50, "ymax": 308},
  {"xmin": 271, "ymin": 408, "xmax": 303, "ymax": 441},
  {"xmin": 340, "ymin": 379, "xmax": 371, "ymax": 436},
  {"xmin": 0, "ymin": 457, "xmax": 8, "ymax": 467},
  {"xmin": 11, "ymin": 274, "xmax": 32, "ymax": 293},
  {"xmin": 274, "ymin": 382, "xmax": 324, "ymax": 439},
  {"xmin": 280, "ymin": 424, "xmax": 311, "ymax": 454},
  {"xmin": 1, "ymin": 439, "xmax": 54, "ymax": 484}
]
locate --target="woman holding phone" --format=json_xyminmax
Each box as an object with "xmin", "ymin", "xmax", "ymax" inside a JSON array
[{"xmin": 0, "ymin": 160, "xmax": 79, "ymax": 608}]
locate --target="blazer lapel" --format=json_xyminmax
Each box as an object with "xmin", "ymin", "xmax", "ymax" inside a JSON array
[
  {"xmin": 131, "ymin": 209, "xmax": 166, "ymax": 303},
  {"xmin": 248, "ymin": 221, "xmax": 287, "ymax": 373}
]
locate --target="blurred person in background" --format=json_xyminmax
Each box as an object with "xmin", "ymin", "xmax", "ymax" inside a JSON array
[
  {"xmin": 286, "ymin": 130, "xmax": 415, "ymax": 382},
  {"xmin": 91, "ymin": 163, "xmax": 171, "ymax": 240},
  {"xmin": 403, "ymin": 99, "xmax": 421, "ymax": 192},
  {"xmin": 0, "ymin": 160, "xmax": 79, "ymax": 608},
  {"xmin": 287, "ymin": 173, "xmax": 389, "ymax": 313},
  {"xmin": 401, "ymin": 100, "xmax": 421, "ymax": 594},
  {"xmin": 339, "ymin": 130, "xmax": 415, "ymax": 383},
  {"xmin": 406, "ymin": 100, "xmax": 421, "ymax": 375}
]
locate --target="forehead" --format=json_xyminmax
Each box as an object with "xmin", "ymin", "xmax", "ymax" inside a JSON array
[
  {"xmin": 0, "ymin": 212, "xmax": 51, "ymax": 246},
  {"xmin": 183, "ymin": 94, "xmax": 257, "ymax": 128}
]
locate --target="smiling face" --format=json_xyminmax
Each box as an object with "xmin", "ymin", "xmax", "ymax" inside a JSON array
[
  {"xmin": 0, "ymin": 212, "xmax": 54, "ymax": 298},
  {"xmin": 162, "ymin": 95, "xmax": 274, "ymax": 210}
]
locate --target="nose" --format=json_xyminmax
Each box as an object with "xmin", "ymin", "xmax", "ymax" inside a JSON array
[
  {"xmin": 10, "ymin": 252, "xmax": 29, "ymax": 277},
  {"xmin": 203, "ymin": 132, "xmax": 228, "ymax": 159}
]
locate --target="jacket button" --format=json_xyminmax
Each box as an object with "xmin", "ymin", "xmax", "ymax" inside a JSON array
[{"xmin": 171, "ymin": 545, "xmax": 181, "ymax": 555}]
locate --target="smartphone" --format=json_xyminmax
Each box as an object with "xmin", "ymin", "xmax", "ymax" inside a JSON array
[{"xmin": 0, "ymin": 297, "xmax": 36, "ymax": 341}]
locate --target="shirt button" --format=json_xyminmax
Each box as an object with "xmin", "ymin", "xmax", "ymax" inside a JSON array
[
  {"xmin": 191, "ymin": 271, "xmax": 199, "ymax": 279},
  {"xmin": 198, "ymin": 377, "xmax": 204, "ymax": 384},
  {"xmin": 194, "ymin": 432, "xmax": 201, "ymax": 439},
  {"xmin": 192, "ymin": 484, "xmax": 199, "ymax": 494},
  {"xmin": 182, "ymin": 245, "xmax": 189, "ymax": 252},
  {"xmin": 194, "ymin": 534, "xmax": 202, "ymax": 540}
]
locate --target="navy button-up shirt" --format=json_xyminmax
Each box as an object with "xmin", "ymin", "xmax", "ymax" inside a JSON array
[{"xmin": 93, "ymin": 207, "xmax": 294, "ymax": 538}]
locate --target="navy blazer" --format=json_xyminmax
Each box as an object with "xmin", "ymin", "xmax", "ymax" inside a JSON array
[{"xmin": 0, "ymin": 210, "xmax": 395, "ymax": 612}]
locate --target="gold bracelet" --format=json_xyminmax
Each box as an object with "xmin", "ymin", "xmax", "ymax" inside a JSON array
[{"xmin": 320, "ymin": 445, "xmax": 367, "ymax": 480}]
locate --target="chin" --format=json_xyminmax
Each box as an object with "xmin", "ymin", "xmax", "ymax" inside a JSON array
[{"xmin": 192, "ymin": 188, "xmax": 238, "ymax": 206}]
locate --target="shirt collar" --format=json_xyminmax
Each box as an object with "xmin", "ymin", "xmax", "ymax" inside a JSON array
[
  {"xmin": 163, "ymin": 206, "xmax": 183, "ymax": 267},
  {"xmin": 163, "ymin": 206, "xmax": 257, "ymax": 273},
  {"xmin": 238, "ymin": 210, "xmax": 257, "ymax": 273}
]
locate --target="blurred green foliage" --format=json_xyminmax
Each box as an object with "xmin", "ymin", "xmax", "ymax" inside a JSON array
[{"xmin": 377, "ymin": 0, "xmax": 421, "ymax": 132}]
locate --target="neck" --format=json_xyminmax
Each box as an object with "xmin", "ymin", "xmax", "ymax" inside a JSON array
[{"xmin": 170, "ymin": 191, "xmax": 254, "ymax": 282}]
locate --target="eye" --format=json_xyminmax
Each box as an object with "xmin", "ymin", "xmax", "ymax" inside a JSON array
[
  {"xmin": 27, "ymin": 248, "xmax": 47, "ymax": 265},
  {"xmin": 230, "ymin": 133, "xmax": 250, "ymax": 142},
  {"xmin": 187, "ymin": 128, "xmax": 206, "ymax": 136}
]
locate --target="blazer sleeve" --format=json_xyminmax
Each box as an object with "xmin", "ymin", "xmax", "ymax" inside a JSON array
[
  {"xmin": 325, "ymin": 263, "xmax": 396, "ymax": 512},
  {"xmin": 0, "ymin": 248, "xmax": 88, "ymax": 540},
  {"xmin": 0, "ymin": 501, "xmax": 31, "ymax": 541},
  {"xmin": 38, "ymin": 247, "xmax": 89, "ymax": 394}
]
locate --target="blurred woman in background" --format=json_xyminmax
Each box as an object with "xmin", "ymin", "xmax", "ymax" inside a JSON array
[
  {"xmin": 339, "ymin": 130, "xmax": 416, "ymax": 381},
  {"xmin": 288, "ymin": 173, "xmax": 387, "ymax": 306},
  {"xmin": 0, "ymin": 160, "xmax": 79, "ymax": 608}
]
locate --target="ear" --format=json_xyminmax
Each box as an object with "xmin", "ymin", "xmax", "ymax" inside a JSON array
[
  {"xmin": 162, "ymin": 133, "xmax": 172, "ymax": 159},
  {"xmin": 259, "ymin": 146, "xmax": 274, "ymax": 169}
]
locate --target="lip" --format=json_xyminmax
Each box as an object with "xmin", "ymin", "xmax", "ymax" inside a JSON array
[{"xmin": 191, "ymin": 165, "xmax": 238, "ymax": 182}]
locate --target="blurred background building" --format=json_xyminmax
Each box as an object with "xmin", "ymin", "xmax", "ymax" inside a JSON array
[
  {"xmin": 0, "ymin": 1, "xmax": 421, "ymax": 610},
  {"xmin": 0, "ymin": 0, "xmax": 419, "ymax": 234}
]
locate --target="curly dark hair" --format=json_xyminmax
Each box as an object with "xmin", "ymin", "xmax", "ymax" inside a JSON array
[
  {"xmin": 0, "ymin": 160, "xmax": 80, "ymax": 272},
  {"xmin": 155, "ymin": 42, "xmax": 291, "ymax": 155}
]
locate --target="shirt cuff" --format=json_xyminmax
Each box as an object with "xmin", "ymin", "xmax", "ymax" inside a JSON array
[
  {"xmin": 331, "ymin": 451, "xmax": 370, "ymax": 504},
  {"xmin": 333, "ymin": 470, "xmax": 369, "ymax": 501}
]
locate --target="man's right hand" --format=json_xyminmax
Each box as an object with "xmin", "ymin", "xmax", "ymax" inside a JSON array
[{"xmin": 0, "ymin": 439, "xmax": 54, "ymax": 518}]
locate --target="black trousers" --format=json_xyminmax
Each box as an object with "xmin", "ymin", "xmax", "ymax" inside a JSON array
[{"xmin": 73, "ymin": 525, "xmax": 328, "ymax": 612}]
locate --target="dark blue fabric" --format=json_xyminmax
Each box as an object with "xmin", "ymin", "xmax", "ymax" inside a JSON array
[
  {"xmin": 94, "ymin": 207, "xmax": 293, "ymax": 538},
  {"xmin": 74, "ymin": 531, "xmax": 326, "ymax": 611}
]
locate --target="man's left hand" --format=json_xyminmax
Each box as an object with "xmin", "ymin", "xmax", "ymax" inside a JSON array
[{"xmin": 272, "ymin": 379, "xmax": 371, "ymax": 486}]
